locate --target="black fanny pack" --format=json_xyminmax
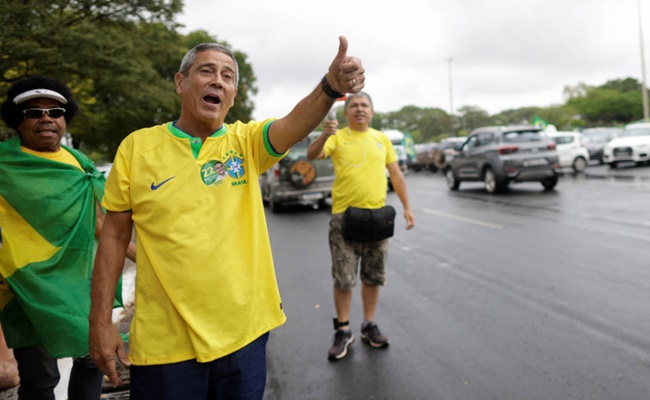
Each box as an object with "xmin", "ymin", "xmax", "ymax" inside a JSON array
[{"xmin": 342, "ymin": 205, "xmax": 396, "ymax": 242}]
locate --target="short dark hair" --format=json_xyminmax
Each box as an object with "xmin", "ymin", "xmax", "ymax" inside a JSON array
[
  {"xmin": 344, "ymin": 91, "xmax": 373, "ymax": 112},
  {"xmin": 1, "ymin": 76, "xmax": 79, "ymax": 130},
  {"xmin": 179, "ymin": 43, "xmax": 239, "ymax": 87}
]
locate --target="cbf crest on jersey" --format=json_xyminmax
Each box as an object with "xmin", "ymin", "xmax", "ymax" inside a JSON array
[{"xmin": 224, "ymin": 150, "xmax": 245, "ymax": 179}]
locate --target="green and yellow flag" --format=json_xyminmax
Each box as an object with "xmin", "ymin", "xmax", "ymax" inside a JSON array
[
  {"xmin": 0, "ymin": 135, "xmax": 109, "ymax": 357},
  {"xmin": 533, "ymin": 116, "xmax": 548, "ymax": 129}
]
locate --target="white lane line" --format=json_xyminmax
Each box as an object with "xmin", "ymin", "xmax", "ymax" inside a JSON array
[{"xmin": 423, "ymin": 208, "xmax": 506, "ymax": 229}]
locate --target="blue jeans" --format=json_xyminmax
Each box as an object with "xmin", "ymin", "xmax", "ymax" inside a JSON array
[
  {"xmin": 13, "ymin": 345, "xmax": 103, "ymax": 400},
  {"xmin": 130, "ymin": 332, "xmax": 269, "ymax": 400}
]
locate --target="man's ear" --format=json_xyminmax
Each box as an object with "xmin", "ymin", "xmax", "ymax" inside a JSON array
[
  {"xmin": 174, "ymin": 72, "xmax": 183, "ymax": 95},
  {"xmin": 232, "ymin": 88, "xmax": 238, "ymax": 106}
]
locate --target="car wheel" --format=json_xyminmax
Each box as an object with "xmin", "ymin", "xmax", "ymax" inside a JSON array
[
  {"xmin": 541, "ymin": 176, "xmax": 558, "ymax": 191},
  {"xmin": 483, "ymin": 167, "xmax": 500, "ymax": 194},
  {"xmin": 608, "ymin": 162, "xmax": 618, "ymax": 169},
  {"xmin": 317, "ymin": 197, "xmax": 330, "ymax": 210},
  {"xmin": 572, "ymin": 157, "xmax": 587, "ymax": 173},
  {"xmin": 269, "ymin": 194, "xmax": 282, "ymax": 213},
  {"xmin": 445, "ymin": 168, "xmax": 460, "ymax": 190}
]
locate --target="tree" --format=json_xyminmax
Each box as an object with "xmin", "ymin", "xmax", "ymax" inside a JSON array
[
  {"xmin": 565, "ymin": 78, "xmax": 645, "ymax": 126},
  {"xmin": 0, "ymin": 0, "xmax": 258, "ymax": 160},
  {"xmin": 376, "ymin": 105, "xmax": 451, "ymax": 143},
  {"xmin": 457, "ymin": 105, "xmax": 493, "ymax": 133}
]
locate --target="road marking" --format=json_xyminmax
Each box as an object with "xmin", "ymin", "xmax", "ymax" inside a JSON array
[{"xmin": 423, "ymin": 208, "xmax": 506, "ymax": 229}]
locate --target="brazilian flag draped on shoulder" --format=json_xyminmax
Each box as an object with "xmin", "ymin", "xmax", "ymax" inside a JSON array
[{"xmin": 0, "ymin": 135, "xmax": 120, "ymax": 357}]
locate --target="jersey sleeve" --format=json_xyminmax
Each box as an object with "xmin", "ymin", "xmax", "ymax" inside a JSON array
[
  {"xmin": 102, "ymin": 134, "xmax": 134, "ymax": 212},
  {"xmin": 384, "ymin": 135, "xmax": 398, "ymax": 165}
]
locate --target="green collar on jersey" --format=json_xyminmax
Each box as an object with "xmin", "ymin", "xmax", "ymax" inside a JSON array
[{"xmin": 168, "ymin": 122, "xmax": 227, "ymax": 159}]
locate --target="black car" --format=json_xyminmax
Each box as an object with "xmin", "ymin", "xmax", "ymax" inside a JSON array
[{"xmin": 581, "ymin": 127, "xmax": 621, "ymax": 164}]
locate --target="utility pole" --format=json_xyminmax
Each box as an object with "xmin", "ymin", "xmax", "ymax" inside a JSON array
[
  {"xmin": 638, "ymin": 0, "xmax": 649, "ymax": 121},
  {"xmin": 447, "ymin": 57, "xmax": 455, "ymax": 136}
]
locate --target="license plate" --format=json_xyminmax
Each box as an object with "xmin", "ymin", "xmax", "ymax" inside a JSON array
[
  {"xmin": 523, "ymin": 158, "xmax": 548, "ymax": 167},
  {"xmin": 302, "ymin": 192, "xmax": 323, "ymax": 200}
]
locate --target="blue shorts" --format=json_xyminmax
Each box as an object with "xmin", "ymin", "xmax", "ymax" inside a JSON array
[{"xmin": 130, "ymin": 332, "xmax": 269, "ymax": 400}]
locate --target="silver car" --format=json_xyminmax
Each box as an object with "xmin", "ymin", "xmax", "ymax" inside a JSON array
[
  {"xmin": 445, "ymin": 126, "xmax": 561, "ymax": 193},
  {"xmin": 259, "ymin": 132, "xmax": 335, "ymax": 212}
]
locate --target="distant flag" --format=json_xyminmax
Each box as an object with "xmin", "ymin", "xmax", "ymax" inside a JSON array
[
  {"xmin": 533, "ymin": 116, "xmax": 548, "ymax": 129},
  {"xmin": 402, "ymin": 132, "xmax": 417, "ymax": 160}
]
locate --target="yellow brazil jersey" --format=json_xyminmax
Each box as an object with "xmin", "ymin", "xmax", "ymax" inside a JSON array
[
  {"xmin": 103, "ymin": 120, "xmax": 287, "ymax": 365},
  {"xmin": 324, "ymin": 127, "xmax": 398, "ymax": 214}
]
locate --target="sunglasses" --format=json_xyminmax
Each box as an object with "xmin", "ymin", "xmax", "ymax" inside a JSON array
[{"xmin": 22, "ymin": 107, "xmax": 66, "ymax": 119}]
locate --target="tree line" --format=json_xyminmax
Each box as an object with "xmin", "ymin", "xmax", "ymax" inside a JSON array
[
  {"xmin": 2, "ymin": 0, "xmax": 647, "ymax": 160},
  {"xmin": 0, "ymin": 0, "xmax": 256, "ymax": 162},
  {"xmin": 363, "ymin": 77, "xmax": 648, "ymax": 144}
]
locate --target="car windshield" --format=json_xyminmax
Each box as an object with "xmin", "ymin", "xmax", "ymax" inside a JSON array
[
  {"xmin": 442, "ymin": 139, "xmax": 465, "ymax": 150},
  {"xmin": 502, "ymin": 130, "xmax": 543, "ymax": 143},
  {"xmin": 620, "ymin": 127, "xmax": 650, "ymax": 137},
  {"xmin": 286, "ymin": 140, "xmax": 309, "ymax": 161},
  {"xmin": 583, "ymin": 132, "xmax": 610, "ymax": 143},
  {"xmin": 551, "ymin": 136, "xmax": 574, "ymax": 145}
]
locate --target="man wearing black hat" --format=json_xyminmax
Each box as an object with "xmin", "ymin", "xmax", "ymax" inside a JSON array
[{"xmin": 0, "ymin": 76, "xmax": 135, "ymax": 399}]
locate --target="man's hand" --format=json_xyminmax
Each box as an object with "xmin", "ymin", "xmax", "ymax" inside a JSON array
[
  {"xmin": 326, "ymin": 36, "xmax": 365, "ymax": 94},
  {"xmin": 89, "ymin": 321, "xmax": 131, "ymax": 386},
  {"xmin": 403, "ymin": 209, "xmax": 415, "ymax": 230},
  {"xmin": 323, "ymin": 119, "xmax": 338, "ymax": 138}
]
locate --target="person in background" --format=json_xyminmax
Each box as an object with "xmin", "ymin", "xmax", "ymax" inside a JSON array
[
  {"xmin": 89, "ymin": 36, "xmax": 365, "ymax": 399},
  {"xmin": 0, "ymin": 76, "xmax": 136, "ymax": 399},
  {"xmin": 306, "ymin": 91, "xmax": 415, "ymax": 361}
]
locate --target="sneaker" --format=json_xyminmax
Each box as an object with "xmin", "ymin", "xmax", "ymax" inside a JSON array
[
  {"xmin": 360, "ymin": 322, "xmax": 389, "ymax": 348},
  {"xmin": 328, "ymin": 329, "xmax": 354, "ymax": 360}
]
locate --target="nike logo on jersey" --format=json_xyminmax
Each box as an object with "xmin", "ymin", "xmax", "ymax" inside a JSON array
[{"xmin": 150, "ymin": 176, "xmax": 176, "ymax": 190}]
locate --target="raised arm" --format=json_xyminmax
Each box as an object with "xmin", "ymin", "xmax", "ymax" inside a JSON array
[
  {"xmin": 307, "ymin": 119, "xmax": 338, "ymax": 160},
  {"xmin": 89, "ymin": 211, "xmax": 134, "ymax": 386},
  {"xmin": 268, "ymin": 36, "xmax": 364, "ymax": 154}
]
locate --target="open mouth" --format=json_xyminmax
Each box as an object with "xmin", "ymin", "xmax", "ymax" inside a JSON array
[{"xmin": 204, "ymin": 95, "xmax": 221, "ymax": 105}]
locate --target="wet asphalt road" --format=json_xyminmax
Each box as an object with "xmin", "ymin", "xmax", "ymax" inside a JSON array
[
  {"xmin": 263, "ymin": 163, "xmax": 650, "ymax": 400},
  {"xmin": 3, "ymin": 164, "xmax": 648, "ymax": 400}
]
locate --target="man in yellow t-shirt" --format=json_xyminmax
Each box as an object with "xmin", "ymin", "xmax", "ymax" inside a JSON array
[
  {"xmin": 307, "ymin": 92, "xmax": 415, "ymax": 361},
  {"xmin": 89, "ymin": 38, "xmax": 366, "ymax": 399}
]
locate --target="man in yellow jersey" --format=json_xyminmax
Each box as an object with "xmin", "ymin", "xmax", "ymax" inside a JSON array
[
  {"xmin": 89, "ymin": 37, "xmax": 365, "ymax": 399},
  {"xmin": 0, "ymin": 76, "xmax": 135, "ymax": 399},
  {"xmin": 306, "ymin": 92, "xmax": 415, "ymax": 360}
]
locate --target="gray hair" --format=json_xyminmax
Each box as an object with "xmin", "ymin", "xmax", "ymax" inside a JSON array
[
  {"xmin": 344, "ymin": 91, "xmax": 373, "ymax": 111},
  {"xmin": 179, "ymin": 43, "xmax": 239, "ymax": 87}
]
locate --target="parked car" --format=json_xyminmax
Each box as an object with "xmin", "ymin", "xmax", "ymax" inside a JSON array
[
  {"xmin": 546, "ymin": 131, "xmax": 590, "ymax": 173},
  {"xmin": 581, "ymin": 127, "xmax": 620, "ymax": 164},
  {"xmin": 445, "ymin": 126, "xmax": 561, "ymax": 193},
  {"xmin": 602, "ymin": 122, "xmax": 650, "ymax": 168},
  {"xmin": 438, "ymin": 136, "xmax": 467, "ymax": 170},
  {"xmin": 259, "ymin": 132, "xmax": 334, "ymax": 212},
  {"xmin": 384, "ymin": 130, "xmax": 408, "ymax": 173},
  {"xmin": 411, "ymin": 142, "xmax": 445, "ymax": 172}
]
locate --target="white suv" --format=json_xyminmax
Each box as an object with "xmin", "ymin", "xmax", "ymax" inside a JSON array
[
  {"xmin": 546, "ymin": 131, "xmax": 590, "ymax": 173},
  {"xmin": 603, "ymin": 122, "xmax": 650, "ymax": 168}
]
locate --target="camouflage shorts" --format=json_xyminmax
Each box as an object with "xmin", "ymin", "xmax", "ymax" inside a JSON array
[{"xmin": 329, "ymin": 213, "xmax": 388, "ymax": 290}]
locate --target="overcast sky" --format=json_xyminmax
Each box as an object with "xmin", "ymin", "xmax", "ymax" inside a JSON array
[{"xmin": 177, "ymin": 0, "xmax": 649, "ymax": 120}]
